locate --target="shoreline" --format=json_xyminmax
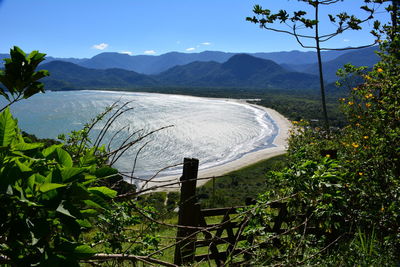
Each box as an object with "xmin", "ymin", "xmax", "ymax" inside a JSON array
[{"xmin": 138, "ymin": 100, "xmax": 292, "ymax": 193}]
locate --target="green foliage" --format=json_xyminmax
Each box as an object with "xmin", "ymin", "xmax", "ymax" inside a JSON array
[
  {"xmin": 0, "ymin": 108, "xmax": 119, "ymax": 265},
  {"xmin": 0, "ymin": 46, "xmax": 49, "ymax": 112},
  {"xmin": 0, "ymin": 46, "xmax": 155, "ymax": 266},
  {"xmin": 239, "ymin": 13, "xmax": 400, "ymax": 265},
  {"xmin": 316, "ymin": 228, "xmax": 397, "ymax": 266},
  {"xmin": 91, "ymin": 200, "xmax": 160, "ymax": 255}
]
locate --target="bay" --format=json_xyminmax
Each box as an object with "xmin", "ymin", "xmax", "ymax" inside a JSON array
[{"xmin": 5, "ymin": 90, "xmax": 278, "ymax": 178}]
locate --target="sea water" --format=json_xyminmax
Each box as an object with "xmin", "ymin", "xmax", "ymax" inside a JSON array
[{"xmin": 4, "ymin": 90, "xmax": 277, "ymax": 178}]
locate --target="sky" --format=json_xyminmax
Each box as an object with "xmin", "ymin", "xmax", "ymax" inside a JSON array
[{"xmin": 0, "ymin": 0, "xmax": 391, "ymax": 58}]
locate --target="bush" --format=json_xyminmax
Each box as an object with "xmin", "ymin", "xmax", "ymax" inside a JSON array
[
  {"xmin": 240, "ymin": 18, "xmax": 400, "ymax": 265},
  {"xmin": 0, "ymin": 108, "xmax": 119, "ymax": 265}
]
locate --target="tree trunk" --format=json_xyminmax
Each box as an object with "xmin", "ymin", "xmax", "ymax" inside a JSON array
[{"xmin": 315, "ymin": 2, "xmax": 330, "ymax": 132}]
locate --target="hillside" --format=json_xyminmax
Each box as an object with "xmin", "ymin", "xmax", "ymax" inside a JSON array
[
  {"xmin": 288, "ymin": 46, "xmax": 380, "ymax": 82},
  {"xmin": 156, "ymin": 54, "xmax": 319, "ymax": 89},
  {"xmin": 40, "ymin": 61, "xmax": 158, "ymax": 90},
  {"xmin": 38, "ymin": 54, "xmax": 320, "ymax": 90}
]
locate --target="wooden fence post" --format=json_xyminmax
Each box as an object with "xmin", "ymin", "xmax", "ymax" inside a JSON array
[{"xmin": 174, "ymin": 158, "xmax": 199, "ymax": 265}]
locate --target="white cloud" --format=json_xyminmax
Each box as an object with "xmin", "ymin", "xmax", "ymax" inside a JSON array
[
  {"xmin": 120, "ymin": 51, "xmax": 133, "ymax": 56},
  {"xmin": 201, "ymin": 42, "xmax": 211, "ymax": 46},
  {"xmin": 186, "ymin": 47, "xmax": 196, "ymax": 51},
  {"xmin": 343, "ymin": 39, "xmax": 350, "ymax": 42},
  {"xmin": 144, "ymin": 50, "xmax": 156, "ymax": 55},
  {"xmin": 92, "ymin": 43, "xmax": 109, "ymax": 50}
]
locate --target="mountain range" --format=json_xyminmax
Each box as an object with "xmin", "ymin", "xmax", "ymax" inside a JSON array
[
  {"xmin": 41, "ymin": 49, "xmax": 351, "ymax": 75},
  {"xmin": 1, "ymin": 46, "xmax": 379, "ymax": 91}
]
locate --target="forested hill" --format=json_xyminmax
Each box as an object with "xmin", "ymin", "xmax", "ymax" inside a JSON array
[
  {"xmin": 40, "ymin": 54, "xmax": 320, "ymax": 91},
  {"xmin": 289, "ymin": 46, "xmax": 380, "ymax": 82},
  {"xmin": 155, "ymin": 54, "xmax": 319, "ymax": 89},
  {"xmin": 40, "ymin": 61, "xmax": 158, "ymax": 90}
]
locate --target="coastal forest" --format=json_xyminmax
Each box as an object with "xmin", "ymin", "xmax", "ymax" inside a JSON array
[{"xmin": 0, "ymin": 0, "xmax": 399, "ymax": 266}]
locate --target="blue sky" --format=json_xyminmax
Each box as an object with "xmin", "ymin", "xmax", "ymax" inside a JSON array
[{"xmin": 0, "ymin": 0, "xmax": 390, "ymax": 58}]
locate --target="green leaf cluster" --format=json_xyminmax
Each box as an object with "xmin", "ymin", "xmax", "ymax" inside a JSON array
[
  {"xmin": 0, "ymin": 107, "xmax": 119, "ymax": 266},
  {"xmin": 240, "ymin": 10, "xmax": 400, "ymax": 265},
  {"xmin": 0, "ymin": 46, "xmax": 49, "ymax": 111}
]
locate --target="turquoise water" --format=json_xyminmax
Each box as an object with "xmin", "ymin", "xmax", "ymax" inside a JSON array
[{"xmin": 5, "ymin": 90, "xmax": 277, "ymax": 178}]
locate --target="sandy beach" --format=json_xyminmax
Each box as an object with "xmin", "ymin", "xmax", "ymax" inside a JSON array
[{"xmin": 137, "ymin": 100, "xmax": 292, "ymax": 193}]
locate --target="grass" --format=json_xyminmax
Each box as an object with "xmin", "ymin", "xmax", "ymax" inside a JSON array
[{"xmin": 197, "ymin": 154, "xmax": 289, "ymax": 208}]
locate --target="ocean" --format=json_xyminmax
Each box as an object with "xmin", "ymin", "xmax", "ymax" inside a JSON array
[{"xmin": 4, "ymin": 90, "xmax": 278, "ymax": 178}]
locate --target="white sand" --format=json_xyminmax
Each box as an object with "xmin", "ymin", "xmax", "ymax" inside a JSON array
[{"xmin": 137, "ymin": 100, "xmax": 292, "ymax": 193}]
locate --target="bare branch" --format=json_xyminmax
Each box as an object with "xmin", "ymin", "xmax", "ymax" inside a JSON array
[
  {"xmin": 106, "ymin": 125, "xmax": 173, "ymax": 165},
  {"xmin": 106, "ymin": 125, "xmax": 129, "ymax": 152},
  {"xmin": 320, "ymin": 41, "xmax": 378, "ymax": 50},
  {"xmin": 130, "ymin": 140, "xmax": 151, "ymax": 177},
  {"xmin": 261, "ymin": 25, "xmax": 315, "ymax": 39},
  {"xmin": 109, "ymin": 128, "xmax": 144, "ymax": 165}
]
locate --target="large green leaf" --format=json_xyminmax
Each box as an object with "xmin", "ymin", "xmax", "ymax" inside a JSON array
[
  {"xmin": 42, "ymin": 144, "xmax": 63, "ymax": 157},
  {"xmin": 88, "ymin": 186, "xmax": 117, "ymax": 199},
  {"xmin": 55, "ymin": 148, "xmax": 73, "ymax": 167},
  {"xmin": 15, "ymin": 158, "xmax": 32, "ymax": 172},
  {"xmin": 61, "ymin": 167, "xmax": 85, "ymax": 182},
  {"xmin": 76, "ymin": 219, "xmax": 92, "ymax": 228},
  {"xmin": 73, "ymin": 245, "xmax": 97, "ymax": 259},
  {"xmin": 13, "ymin": 142, "xmax": 44, "ymax": 151},
  {"xmin": 84, "ymin": 192, "xmax": 111, "ymax": 209},
  {"xmin": 0, "ymin": 108, "xmax": 18, "ymax": 146},
  {"xmin": 39, "ymin": 183, "xmax": 67, "ymax": 193},
  {"xmin": 95, "ymin": 166, "xmax": 118, "ymax": 178}
]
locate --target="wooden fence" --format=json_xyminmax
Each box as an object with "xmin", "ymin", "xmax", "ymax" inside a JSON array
[{"xmin": 173, "ymin": 158, "xmax": 292, "ymax": 266}]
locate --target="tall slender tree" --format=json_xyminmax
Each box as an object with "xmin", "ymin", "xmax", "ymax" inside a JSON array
[{"xmin": 247, "ymin": 0, "xmax": 386, "ymax": 131}]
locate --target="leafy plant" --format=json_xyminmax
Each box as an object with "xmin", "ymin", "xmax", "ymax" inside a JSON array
[
  {"xmin": 0, "ymin": 46, "xmax": 49, "ymax": 112},
  {"xmin": 239, "ymin": 6, "xmax": 400, "ymax": 265},
  {"xmin": 0, "ymin": 46, "xmax": 165, "ymax": 266},
  {"xmin": 0, "ymin": 107, "xmax": 120, "ymax": 265}
]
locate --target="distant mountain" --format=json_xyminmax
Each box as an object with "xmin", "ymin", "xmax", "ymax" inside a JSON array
[
  {"xmin": 288, "ymin": 46, "xmax": 380, "ymax": 82},
  {"xmin": 253, "ymin": 49, "xmax": 348, "ymax": 65},
  {"xmin": 2, "ymin": 47, "xmax": 379, "ymax": 90},
  {"xmin": 0, "ymin": 53, "xmax": 89, "ymax": 68},
  {"xmin": 1, "ymin": 47, "xmax": 377, "ymax": 78},
  {"xmin": 79, "ymin": 51, "xmax": 235, "ymax": 74},
  {"xmin": 76, "ymin": 50, "xmax": 349, "ymax": 74},
  {"xmin": 40, "ymin": 61, "xmax": 158, "ymax": 90},
  {"xmin": 44, "ymin": 56, "xmax": 88, "ymax": 65},
  {"xmin": 156, "ymin": 54, "xmax": 319, "ymax": 89}
]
